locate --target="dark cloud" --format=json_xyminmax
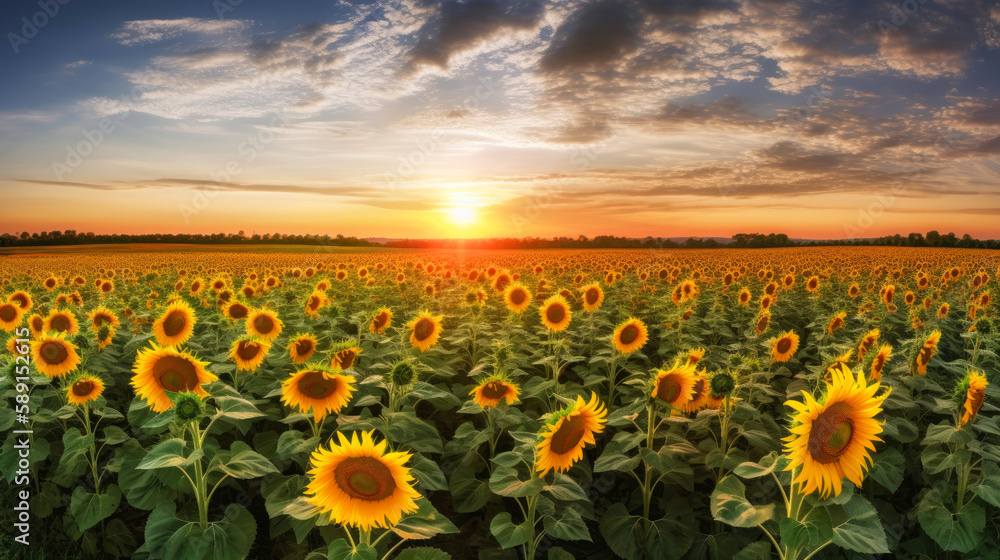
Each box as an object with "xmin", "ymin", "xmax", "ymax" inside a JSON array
[
  {"xmin": 757, "ymin": 141, "xmax": 844, "ymax": 172},
  {"xmin": 538, "ymin": 1, "xmax": 643, "ymax": 73},
  {"xmin": 973, "ymin": 135, "xmax": 1000, "ymax": 153},
  {"xmin": 403, "ymin": 0, "xmax": 543, "ymax": 74},
  {"xmin": 642, "ymin": 97, "xmax": 762, "ymax": 130}
]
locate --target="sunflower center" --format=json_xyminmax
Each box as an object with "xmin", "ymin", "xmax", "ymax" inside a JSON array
[
  {"xmin": 337, "ymin": 350, "xmax": 357, "ymax": 369},
  {"xmin": 228, "ymin": 304, "xmax": 248, "ymax": 319},
  {"xmin": 776, "ymin": 338, "xmax": 792, "ymax": 354},
  {"xmin": 808, "ymin": 401, "xmax": 855, "ymax": 464},
  {"xmin": 32, "ymin": 316, "xmax": 44, "ymax": 331},
  {"xmin": 373, "ymin": 313, "xmax": 388, "ymax": 329},
  {"xmin": 413, "ymin": 318, "xmax": 434, "ymax": 341},
  {"xmin": 236, "ymin": 341, "xmax": 261, "ymax": 361},
  {"xmin": 656, "ymin": 376, "xmax": 681, "ymax": 403},
  {"xmin": 308, "ymin": 296, "xmax": 321, "ymax": 310},
  {"xmin": 619, "ymin": 325, "xmax": 639, "ymax": 345},
  {"xmin": 0, "ymin": 305, "xmax": 16, "ymax": 322},
  {"xmin": 690, "ymin": 378, "xmax": 706, "ymax": 400},
  {"xmin": 550, "ymin": 414, "xmax": 587, "ymax": 455},
  {"xmin": 46, "ymin": 279, "xmax": 56, "ymax": 288},
  {"xmin": 162, "ymin": 310, "xmax": 187, "ymax": 337},
  {"xmin": 153, "ymin": 356, "xmax": 200, "ymax": 393},
  {"xmin": 50, "ymin": 315, "xmax": 70, "ymax": 332},
  {"xmin": 295, "ymin": 339, "xmax": 313, "ymax": 356},
  {"xmin": 968, "ymin": 388, "xmax": 985, "ymax": 416},
  {"xmin": 873, "ymin": 355, "xmax": 885, "ymax": 371},
  {"xmin": 335, "ymin": 457, "xmax": 396, "ymax": 501},
  {"xmin": 254, "ymin": 314, "xmax": 275, "ymax": 334},
  {"xmin": 72, "ymin": 380, "xmax": 94, "ymax": 397},
  {"xmin": 510, "ymin": 289, "xmax": 526, "ymax": 305},
  {"xmin": 546, "ymin": 304, "xmax": 566, "ymax": 324},
  {"xmin": 102, "ymin": 283, "xmax": 112, "ymax": 292},
  {"xmin": 585, "ymin": 289, "xmax": 599, "ymax": 305},
  {"xmin": 39, "ymin": 341, "xmax": 68, "ymax": 364},
  {"xmin": 94, "ymin": 313, "xmax": 111, "ymax": 327},
  {"xmin": 481, "ymin": 381, "xmax": 508, "ymax": 399},
  {"xmin": 297, "ymin": 370, "xmax": 337, "ymax": 398}
]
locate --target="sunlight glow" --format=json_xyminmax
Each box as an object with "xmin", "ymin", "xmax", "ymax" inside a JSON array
[{"xmin": 449, "ymin": 206, "xmax": 477, "ymax": 226}]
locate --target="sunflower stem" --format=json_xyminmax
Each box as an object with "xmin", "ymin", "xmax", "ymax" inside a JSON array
[
  {"xmin": 359, "ymin": 528, "xmax": 371, "ymax": 546},
  {"xmin": 189, "ymin": 422, "xmax": 209, "ymax": 529},
  {"xmin": 81, "ymin": 403, "xmax": 101, "ymax": 494},
  {"xmin": 642, "ymin": 404, "xmax": 656, "ymax": 520}
]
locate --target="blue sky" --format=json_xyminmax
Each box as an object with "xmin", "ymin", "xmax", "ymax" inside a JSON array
[{"xmin": 2, "ymin": 0, "xmax": 999, "ymax": 238}]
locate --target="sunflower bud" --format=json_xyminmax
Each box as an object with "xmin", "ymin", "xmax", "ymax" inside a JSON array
[
  {"xmin": 390, "ymin": 362, "xmax": 416, "ymax": 386},
  {"xmin": 173, "ymin": 392, "xmax": 205, "ymax": 422},
  {"xmin": 709, "ymin": 371, "xmax": 737, "ymax": 397}
]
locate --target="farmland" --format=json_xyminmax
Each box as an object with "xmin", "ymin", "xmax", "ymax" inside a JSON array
[{"xmin": 0, "ymin": 246, "xmax": 998, "ymax": 560}]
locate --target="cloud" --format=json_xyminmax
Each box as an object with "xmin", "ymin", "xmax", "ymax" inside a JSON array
[
  {"xmin": 111, "ymin": 18, "xmax": 251, "ymax": 46},
  {"xmin": 972, "ymin": 135, "xmax": 1000, "ymax": 153},
  {"xmin": 65, "ymin": 60, "xmax": 92, "ymax": 69},
  {"xmin": 538, "ymin": 0, "xmax": 643, "ymax": 73},
  {"xmin": 403, "ymin": 0, "xmax": 543, "ymax": 75}
]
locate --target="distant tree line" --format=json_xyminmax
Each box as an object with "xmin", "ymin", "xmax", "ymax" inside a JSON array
[
  {"xmin": 2, "ymin": 230, "xmax": 997, "ymax": 250},
  {"xmin": 0, "ymin": 230, "xmax": 379, "ymax": 248}
]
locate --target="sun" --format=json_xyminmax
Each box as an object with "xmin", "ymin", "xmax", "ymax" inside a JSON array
[{"xmin": 448, "ymin": 206, "xmax": 476, "ymax": 225}]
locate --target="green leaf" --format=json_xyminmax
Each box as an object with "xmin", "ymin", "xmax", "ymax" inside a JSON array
[
  {"xmin": 543, "ymin": 508, "xmax": 591, "ymax": 542},
  {"xmin": 599, "ymin": 503, "xmax": 644, "ymax": 560},
  {"xmin": 710, "ymin": 475, "xmax": 775, "ymax": 528},
  {"xmin": 137, "ymin": 439, "xmax": 201, "ymax": 471},
  {"xmin": 969, "ymin": 462, "xmax": 1000, "ymax": 507},
  {"xmin": 118, "ymin": 439, "xmax": 179, "ymax": 510},
  {"xmin": 410, "ymin": 453, "xmax": 449, "ymax": 491},
  {"xmin": 274, "ymin": 430, "xmax": 319, "ymax": 461},
  {"xmin": 327, "ymin": 539, "xmax": 377, "ymax": 560},
  {"xmin": 149, "ymin": 503, "xmax": 257, "ymax": 560},
  {"xmin": 101, "ymin": 425, "xmax": 130, "ymax": 445},
  {"xmin": 395, "ymin": 548, "xmax": 452, "ymax": 560},
  {"xmin": 214, "ymin": 441, "xmax": 278, "ymax": 479},
  {"xmin": 923, "ymin": 422, "xmax": 973, "ymax": 446},
  {"xmin": 70, "ymin": 484, "xmax": 122, "ymax": 532},
  {"xmin": 732, "ymin": 541, "xmax": 772, "ymax": 560},
  {"xmin": 490, "ymin": 512, "xmax": 532, "ymax": 549},
  {"xmin": 779, "ymin": 506, "xmax": 832, "ymax": 553},
  {"xmin": 546, "ymin": 547, "xmax": 574, "ymax": 560},
  {"xmin": 489, "ymin": 465, "xmax": 544, "ymax": 498},
  {"xmin": 867, "ymin": 447, "xmax": 904, "ymax": 492},
  {"xmin": 392, "ymin": 499, "xmax": 459, "ymax": 540},
  {"xmin": 449, "ymin": 465, "xmax": 492, "ymax": 513},
  {"xmin": 831, "ymin": 494, "xmax": 890, "ymax": 554},
  {"xmin": 732, "ymin": 452, "xmax": 788, "ymax": 479},
  {"xmin": 384, "ymin": 412, "xmax": 443, "ymax": 454},
  {"xmin": 54, "ymin": 428, "xmax": 92, "ymax": 486},
  {"xmin": 542, "ymin": 473, "xmax": 589, "ymax": 502},
  {"xmin": 917, "ymin": 488, "xmax": 985, "ymax": 553}
]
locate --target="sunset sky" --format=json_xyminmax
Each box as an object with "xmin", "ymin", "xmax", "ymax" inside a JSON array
[{"xmin": 2, "ymin": 0, "xmax": 1000, "ymax": 240}]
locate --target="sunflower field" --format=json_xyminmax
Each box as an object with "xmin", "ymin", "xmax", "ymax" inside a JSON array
[{"xmin": 1, "ymin": 246, "xmax": 999, "ymax": 560}]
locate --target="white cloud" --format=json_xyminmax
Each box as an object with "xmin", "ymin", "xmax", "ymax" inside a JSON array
[{"xmin": 111, "ymin": 18, "xmax": 251, "ymax": 46}]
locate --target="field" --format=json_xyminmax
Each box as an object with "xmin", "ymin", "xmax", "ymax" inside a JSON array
[{"xmin": 0, "ymin": 246, "xmax": 998, "ymax": 560}]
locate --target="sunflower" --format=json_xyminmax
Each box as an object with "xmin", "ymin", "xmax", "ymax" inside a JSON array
[
  {"xmin": 771, "ymin": 330, "xmax": 800, "ymax": 363},
  {"xmin": 86, "ymin": 305, "xmax": 120, "ymax": 332},
  {"xmin": 407, "ymin": 311, "xmax": 443, "ymax": 352},
  {"xmin": 580, "ymin": 283, "xmax": 604, "ymax": 312},
  {"xmin": 651, "ymin": 361, "xmax": 697, "ymax": 408},
  {"xmin": 7, "ymin": 291, "xmax": 32, "ymax": 311},
  {"xmin": 535, "ymin": 392, "xmax": 607, "ymax": 476},
  {"xmin": 805, "ymin": 276, "xmax": 820, "ymax": 293},
  {"xmin": 738, "ymin": 287, "xmax": 751, "ymax": 306},
  {"xmin": 305, "ymin": 291, "xmax": 329, "ymax": 318},
  {"xmin": 66, "ymin": 374, "xmax": 105, "ymax": 406},
  {"xmin": 685, "ymin": 347, "xmax": 706, "ymax": 366},
  {"xmin": 369, "ymin": 307, "xmax": 393, "ymax": 334},
  {"xmin": 0, "ymin": 301, "xmax": 24, "ymax": 332},
  {"xmin": 826, "ymin": 312, "xmax": 846, "ymax": 335},
  {"xmin": 611, "ymin": 317, "xmax": 648, "ymax": 354},
  {"xmin": 783, "ymin": 365, "xmax": 891, "ymax": 498},
  {"xmin": 504, "ymin": 282, "xmax": 532, "ymax": 313},
  {"xmin": 27, "ymin": 313, "xmax": 44, "ymax": 337},
  {"xmin": 280, "ymin": 365, "xmax": 356, "ymax": 423},
  {"xmin": 96, "ymin": 325, "xmax": 116, "ymax": 350},
  {"xmin": 44, "ymin": 308, "xmax": 79, "ymax": 334},
  {"xmin": 31, "ymin": 333, "xmax": 81, "ymax": 378},
  {"xmin": 132, "ymin": 344, "xmax": 216, "ymax": 412},
  {"xmin": 246, "ymin": 308, "xmax": 283, "ymax": 341},
  {"xmin": 754, "ymin": 310, "xmax": 771, "ymax": 335},
  {"xmin": 331, "ymin": 344, "xmax": 362, "ymax": 370},
  {"xmin": 937, "ymin": 302, "xmax": 949, "ymax": 319},
  {"xmin": 958, "ymin": 369, "xmax": 988, "ymax": 428},
  {"xmin": 305, "ymin": 430, "xmax": 420, "ymax": 531},
  {"xmin": 913, "ymin": 330, "xmax": 941, "ymax": 375},
  {"xmin": 223, "ymin": 300, "xmax": 250, "ymax": 321},
  {"xmin": 43, "ymin": 276, "xmax": 59, "ymax": 291},
  {"xmin": 856, "ymin": 329, "xmax": 880, "ymax": 362},
  {"xmin": 470, "ymin": 377, "xmax": 521, "ymax": 408},
  {"xmin": 869, "ymin": 344, "xmax": 892, "ymax": 382},
  {"xmin": 153, "ymin": 301, "xmax": 197, "ymax": 347},
  {"xmin": 539, "ymin": 295, "xmax": 572, "ymax": 332},
  {"xmin": 229, "ymin": 336, "xmax": 271, "ymax": 371},
  {"xmin": 288, "ymin": 333, "xmax": 318, "ymax": 364},
  {"xmin": 681, "ymin": 372, "xmax": 711, "ymax": 413}
]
